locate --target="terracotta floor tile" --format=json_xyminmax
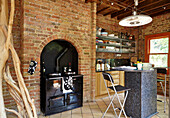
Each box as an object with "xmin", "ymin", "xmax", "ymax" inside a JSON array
[
  {"xmin": 61, "ymin": 110, "xmax": 72, "ymax": 115},
  {"xmin": 89, "ymin": 102, "xmax": 98, "ymax": 106},
  {"xmin": 50, "ymin": 113, "xmax": 61, "ymax": 118},
  {"xmin": 83, "ymin": 102, "xmax": 89, "ymax": 106},
  {"xmin": 91, "ymin": 108, "xmax": 102, "ymax": 113},
  {"xmin": 151, "ymin": 115, "xmax": 160, "ymax": 118},
  {"xmin": 7, "ymin": 95, "xmax": 169, "ymax": 118},
  {"xmin": 72, "ymin": 108, "xmax": 82, "ymax": 114},
  {"xmin": 81, "ymin": 107, "xmax": 92, "ymax": 114},
  {"xmin": 60, "ymin": 114, "xmax": 71, "ymax": 118},
  {"xmin": 93, "ymin": 112, "xmax": 103, "ymax": 116},
  {"xmin": 72, "ymin": 114, "xmax": 82, "ymax": 118},
  {"xmin": 89, "ymin": 104, "xmax": 99, "ymax": 109},
  {"xmin": 82, "ymin": 104, "xmax": 90, "ymax": 108},
  {"xmin": 82, "ymin": 113, "xmax": 93, "ymax": 118}
]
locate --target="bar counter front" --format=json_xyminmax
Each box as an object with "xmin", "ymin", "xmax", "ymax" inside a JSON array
[{"xmin": 125, "ymin": 69, "xmax": 157, "ymax": 118}]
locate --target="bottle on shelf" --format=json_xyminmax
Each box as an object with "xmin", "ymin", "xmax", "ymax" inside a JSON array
[
  {"xmin": 96, "ymin": 61, "xmax": 101, "ymax": 71},
  {"xmin": 120, "ymin": 32, "xmax": 123, "ymax": 39},
  {"xmin": 132, "ymin": 35, "xmax": 135, "ymax": 40},
  {"xmin": 125, "ymin": 32, "xmax": 129, "ymax": 40},
  {"xmin": 129, "ymin": 34, "xmax": 133, "ymax": 40},
  {"xmin": 101, "ymin": 61, "xmax": 105, "ymax": 71},
  {"xmin": 42, "ymin": 62, "xmax": 46, "ymax": 73},
  {"xmin": 63, "ymin": 67, "xmax": 67, "ymax": 73},
  {"xmin": 68, "ymin": 62, "xmax": 72, "ymax": 72}
]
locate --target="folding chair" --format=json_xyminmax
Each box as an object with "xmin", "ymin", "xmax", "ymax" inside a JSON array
[
  {"xmin": 156, "ymin": 68, "xmax": 169, "ymax": 113},
  {"xmin": 102, "ymin": 72, "xmax": 130, "ymax": 118}
]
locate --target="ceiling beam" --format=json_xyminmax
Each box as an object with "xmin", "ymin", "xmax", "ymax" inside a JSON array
[
  {"xmin": 110, "ymin": 0, "xmax": 127, "ymax": 8},
  {"xmin": 85, "ymin": 0, "xmax": 97, "ymax": 3},
  {"xmin": 104, "ymin": 0, "xmax": 146, "ymax": 16},
  {"xmin": 146, "ymin": 4, "xmax": 170, "ymax": 16},
  {"xmin": 117, "ymin": 3, "xmax": 170, "ymax": 20},
  {"xmin": 150, "ymin": 9, "xmax": 170, "ymax": 17},
  {"xmin": 97, "ymin": 6, "xmax": 110, "ymax": 14},
  {"xmin": 140, "ymin": 1, "xmax": 170, "ymax": 13},
  {"xmin": 114, "ymin": 0, "xmax": 169, "ymax": 19},
  {"xmin": 97, "ymin": 0, "xmax": 121, "ymax": 10}
]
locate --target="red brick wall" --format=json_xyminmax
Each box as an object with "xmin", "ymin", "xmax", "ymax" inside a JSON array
[
  {"xmin": 21, "ymin": 0, "xmax": 94, "ymax": 113},
  {"xmin": 4, "ymin": 0, "xmax": 96, "ymax": 114}
]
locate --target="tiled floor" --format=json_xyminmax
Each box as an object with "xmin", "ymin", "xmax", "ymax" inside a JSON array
[{"xmin": 7, "ymin": 94, "xmax": 169, "ymax": 118}]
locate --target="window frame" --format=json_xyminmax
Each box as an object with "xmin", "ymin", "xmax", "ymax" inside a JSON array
[{"xmin": 145, "ymin": 32, "xmax": 170, "ymax": 73}]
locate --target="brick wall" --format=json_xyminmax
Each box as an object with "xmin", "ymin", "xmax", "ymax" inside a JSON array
[
  {"xmin": 21, "ymin": 0, "xmax": 94, "ymax": 113},
  {"xmin": 4, "ymin": 0, "xmax": 96, "ymax": 114}
]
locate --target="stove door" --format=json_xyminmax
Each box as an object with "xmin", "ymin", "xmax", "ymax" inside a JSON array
[
  {"xmin": 49, "ymin": 95, "xmax": 65, "ymax": 109},
  {"xmin": 67, "ymin": 93, "xmax": 81, "ymax": 105}
]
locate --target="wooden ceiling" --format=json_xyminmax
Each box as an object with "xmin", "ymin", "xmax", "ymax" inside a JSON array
[{"xmin": 85, "ymin": 0, "xmax": 170, "ymax": 20}]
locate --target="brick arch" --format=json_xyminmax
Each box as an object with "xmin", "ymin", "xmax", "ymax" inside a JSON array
[
  {"xmin": 36, "ymin": 34, "xmax": 92, "ymax": 102},
  {"xmin": 38, "ymin": 35, "xmax": 83, "ymax": 57},
  {"xmin": 37, "ymin": 34, "xmax": 84, "ymax": 73}
]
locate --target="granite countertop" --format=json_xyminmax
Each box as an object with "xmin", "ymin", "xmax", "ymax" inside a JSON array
[
  {"xmin": 124, "ymin": 69, "xmax": 155, "ymax": 72},
  {"xmin": 96, "ymin": 68, "xmax": 155, "ymax": 72}
]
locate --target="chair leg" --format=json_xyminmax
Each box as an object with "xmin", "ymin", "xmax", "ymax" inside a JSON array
[
  {"xmin": 160, "ymin": 82, "xmax": 166, "ymax": 113},
  {"xmin": 108, "ymin": 93, "xmax": 118, "ymax": 117},
  {"xmin": 102, "ymin": 94, "xmax": 116, "ymax": 118},
  {"xmin": 104, "ymin": 79, "xmax": 118, "ymax": 117},
  {"xmin": 116, "ymin": 91, "xmax": 128, "ymax": 118},
  {"xmin": 121, "ymin": 91, "xmax": 129, "ymax": 117}
]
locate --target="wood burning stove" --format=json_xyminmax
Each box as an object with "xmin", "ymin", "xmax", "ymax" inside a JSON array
[{"xmin": 40, "ymin": 40, "xmax": 83, "ymax": 115}]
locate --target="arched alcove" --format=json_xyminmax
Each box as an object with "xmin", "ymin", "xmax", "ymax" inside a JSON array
[
  {"xmin": 40, "ymin": 39, "xmax": 78, "ymax": 76},
  {"xmin": 40, "ymin": 39, "xmax": 83, "ymax": 115}
]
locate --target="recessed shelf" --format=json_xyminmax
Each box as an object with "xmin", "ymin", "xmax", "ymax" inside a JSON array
[
  {"xmin": 96, "ymin": 35, "xmax": 136, "ymax": 54},
  {"xmin": 96, "ymin": 48, "xmax": 135, "ymax": 53},
  {"xmin": 96, "ymin": 35, "xmax": 135, "ymax": 42},
  {"xmin": 96, "ymin": 43, "xmax": 132, "ymax": 48}
]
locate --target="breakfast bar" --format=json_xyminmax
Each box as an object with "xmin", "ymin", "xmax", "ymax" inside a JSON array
[{"xmin": 125, "ymin": 69, "xmax": 158, "ymax": 118}]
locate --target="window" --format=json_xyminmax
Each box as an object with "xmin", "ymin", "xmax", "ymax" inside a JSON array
[{"xmin": 145, "ymin": 32, "xmax": 170, "ymax": 72}]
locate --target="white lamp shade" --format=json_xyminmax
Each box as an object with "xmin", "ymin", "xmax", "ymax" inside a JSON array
[{"xmin": 119, "ymin": 14, "xmax": 152, "ymax": 27}]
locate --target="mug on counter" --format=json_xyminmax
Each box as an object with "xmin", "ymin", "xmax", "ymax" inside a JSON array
[{"xmin": 137, "ymin": 63, "xmax": 143, "ymax": 70}]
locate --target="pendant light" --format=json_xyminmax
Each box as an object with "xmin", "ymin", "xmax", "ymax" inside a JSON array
[{"xmin": 119, "ymin": 0, "xmax": 152, "ymax": 27}]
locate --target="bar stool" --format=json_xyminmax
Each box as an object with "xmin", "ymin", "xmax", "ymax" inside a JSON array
[
  {"xmin": 156, "ymin": 68, "xmax": 168, "ymax": 113},
  {"xmin": 102, "ymin": 72, "xmax": 130, "ymax": 118}
]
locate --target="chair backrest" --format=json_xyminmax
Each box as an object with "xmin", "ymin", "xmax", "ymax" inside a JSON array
[
  {"xmin": 102, "ymin": 72, "xmax": 114, "ymax": 83},
  {"xmin": 156, "ymin": 68, "xmax": 167, "ymax": 74}
]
